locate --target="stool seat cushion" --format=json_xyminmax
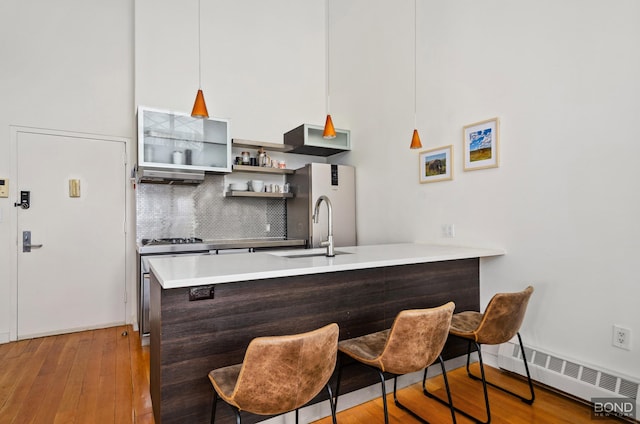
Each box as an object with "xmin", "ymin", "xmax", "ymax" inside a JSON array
[
  {"xmin": 338, "ymin": 329, "xmax": 390, "ymax": 363},
  {"xmin": 208, "ymin": 364, "xmax": 242, "ymax": 400},
  {"xmin": 449, "ymin": 311, "xmax": 482, "ymax": 338}
]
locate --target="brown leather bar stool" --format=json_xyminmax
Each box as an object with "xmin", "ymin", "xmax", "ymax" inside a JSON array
[
  {"xmin": 336, "ymin": 302, "xmax": 457, "ymax": 424},
  {"xmin": 424, "ymin": 286, "xmax": 535, "ymax": 424},
  {"xmin": 208, "ymin": 323, "xmax": 339, "ymax": 424}
]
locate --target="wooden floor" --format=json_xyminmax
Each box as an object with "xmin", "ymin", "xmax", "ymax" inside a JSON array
[
  {"xmin": 0, "ymin": 325, "xmax": 629, "ymax": 424},
  {"xmin": 314, "ymin": 364, "xmax": 628, "ymax": 424},
  {"xmin": 0, "ymin": 325, "xmax": 153, "ymax": 424}
]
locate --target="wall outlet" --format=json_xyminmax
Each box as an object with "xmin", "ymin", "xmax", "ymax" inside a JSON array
[
  {"xmin": 442, "ymin": 224, "xmax": 455, "ymax": 238},
  {"xmin": 612, "ymin": 325, "xmax": 631, "ymax": 350}
]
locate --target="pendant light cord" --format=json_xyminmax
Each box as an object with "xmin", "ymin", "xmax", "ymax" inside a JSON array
[
  {"xmin": 198, "ymin": 0, "xmax": 202, "ymax": 90},
  {"xmin": 413, "ymin": 0, "xmax": 417, "ymax": 129},
  {"xmin": 326, "ymin": 0, "xmax": 330, "ymax": 115}
]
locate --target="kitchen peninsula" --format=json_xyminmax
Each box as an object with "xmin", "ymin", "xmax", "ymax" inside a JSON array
[{"xmin": 148, "ymin": 243, "xmax": 504, "ymax": 424}]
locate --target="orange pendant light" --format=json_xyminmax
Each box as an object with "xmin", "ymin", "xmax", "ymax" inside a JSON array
[
  {"xmin": 410, "ymin": 129, "xmax": 422, "ymax": 149},
  {"xmin": 191, "ymin": 89, "xmax": 209, "ymax": 118},
  {"xmin": 191, "ymin": 0, "xmax": 209, "ymax": 118},
  {"xmin": 323, "ymin": 114, "xmax": 336, "ymax": 139}
]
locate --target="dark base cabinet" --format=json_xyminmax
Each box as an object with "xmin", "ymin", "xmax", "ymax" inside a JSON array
[{"xmin": 150, "ymin": 258, "xmax": 480, "ymax": 424}]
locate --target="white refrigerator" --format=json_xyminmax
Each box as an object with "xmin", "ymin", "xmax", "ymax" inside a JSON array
[{"xmin": 287, "ymin": 163, "xmax": 356, "ymax": 248}]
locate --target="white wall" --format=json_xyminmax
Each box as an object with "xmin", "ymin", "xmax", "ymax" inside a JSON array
[
  {"xmin": 0, "ymin": 0, "xmax": 136, "ymax": 339},
  {"xmin": 331, "ymin": 0, "xmax": 640, "ymax": 379},
  {"xmin": 2, "ymin": 0, "xmax": 637, "ymax": 385},
  {"xmin": 134, "ymin": 0, "xmax": 327, "ymax": 142}
]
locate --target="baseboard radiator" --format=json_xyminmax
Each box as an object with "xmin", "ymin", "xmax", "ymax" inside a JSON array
[{"xmin": 497, "ymin": 341, "xmax": 639, "ymax": 415}]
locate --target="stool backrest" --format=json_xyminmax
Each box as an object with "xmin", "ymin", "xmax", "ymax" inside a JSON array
[
  {"xmin": 230, "ymin": 323, "xmax": 339, "ymax": 415},
  {"xmin": 474, "ymin": 286, "xmax": 534, "ymax": 345},
  {"xmin": 378, "ymin": 302, "xmax": 455, "ymax": 375}
]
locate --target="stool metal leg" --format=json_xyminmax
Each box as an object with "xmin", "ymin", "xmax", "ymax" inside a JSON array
[
  {"xmin": 392, "ymin": 376, "xmax": 430, "ymax": 423},
  {"xmin": 437, "ymin": 355, "xmax": 457, "ymax": 424},
  {"xmin": 423, "ymin": 342, "xmax": 491, "ymax": 424},
  {"xmin": 334, "ymin": 354, "xmax": 343, "ymax": 412},
  {"xmin": 375, "ymin": 369, "xmax": 390, "ymax": 424},
  {"xmin": 211, "ymin": 391, "xmax": 218, "ymax": 424},
  {"xmin": 391, "ymin": 357, "xmax": 456, "ymax": 424},
  {"xmin": 424, "ymin": 334, "xmax": 535, "ymax": 424},
  {"xmin": 466, "ymin": 333, "xmax": 535, "ymax": 404},
  {"xmin": 325, "ymin": 383, "xmax": 338, "ymax": 424},
  {"xmin": 413, "ymin": 356, "xmax": 457, "ymax": 424},
  {"xmin": 220, "ymin": 402, "xmax": 242, "ymax": 424}
]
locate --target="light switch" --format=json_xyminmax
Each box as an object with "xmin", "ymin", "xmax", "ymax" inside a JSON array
[
  {"xmin": 0, "ymin": 179, "xmax": 8, "ymax": 198},
  {"xmin": 69, "ymin": 179, "xmax": 81, "ymax": 198}
]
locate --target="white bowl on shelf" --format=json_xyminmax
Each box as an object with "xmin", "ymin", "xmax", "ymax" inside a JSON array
[
  {"xmin": 229, "ymin": 182, "xmax": 248, "ymax": 191},
  {"xmin": 250, "ymin": 180, "xmax": 264, "ymax": 192}
]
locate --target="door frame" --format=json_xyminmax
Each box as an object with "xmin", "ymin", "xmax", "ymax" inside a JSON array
[{"xmin": 8, "ymin": 126, "xmax": 132, "ymax": 341}]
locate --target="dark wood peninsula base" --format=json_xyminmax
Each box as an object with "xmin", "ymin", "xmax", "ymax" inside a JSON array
[{"xmin": 150, "ymin": 258, "xmax": 480, "ymax": 424}]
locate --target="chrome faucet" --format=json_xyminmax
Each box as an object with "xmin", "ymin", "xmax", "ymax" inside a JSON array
[{"xmin": 312, "ymin": 195, "xmax": 335, "ymax": 257}]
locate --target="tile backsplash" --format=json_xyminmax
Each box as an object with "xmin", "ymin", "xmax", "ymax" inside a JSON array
[{"xmin": 136, "ymin": 174, "xmax": 286, "ymax": 241}]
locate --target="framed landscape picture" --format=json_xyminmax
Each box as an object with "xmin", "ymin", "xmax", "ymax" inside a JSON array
[
  {"xmin": 419, "ymin": 145, "xmax": 453, "ymax": 184},
  {"xmin": 463, "ymin": 117, "xmax": 500, "ymax": 171}
]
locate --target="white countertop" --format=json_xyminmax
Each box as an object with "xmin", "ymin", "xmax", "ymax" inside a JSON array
[{"xmin": 148, "ymin": 243, "xmax": 505, "ymax": 289}]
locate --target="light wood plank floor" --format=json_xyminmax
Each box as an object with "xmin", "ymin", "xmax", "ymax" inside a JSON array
[
  {"xmin": 0, "ymin": 326, "xmax": 630, "ymax": 423},
  {"xmin": 0, "ymin": 325, "xmax": 153, "ymax": 424},
  {"xmin": 315, "ymin": 363, "xmax": 629, "ymax": 424}
]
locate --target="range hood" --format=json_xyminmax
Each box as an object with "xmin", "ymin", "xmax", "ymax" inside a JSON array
[{"xmin": 136, "ymin": 166, "xmax": 205, "ymax": 185}]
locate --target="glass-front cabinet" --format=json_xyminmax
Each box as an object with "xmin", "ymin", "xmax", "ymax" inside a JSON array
[{"xmin": 137, "ymin": 106, "xmax": 231, "ymax": 173}]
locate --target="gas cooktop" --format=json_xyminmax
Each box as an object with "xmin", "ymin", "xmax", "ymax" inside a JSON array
[
  {"xmin": 137, "ymin": 237, "xmax": 307, "ymax": 255},
  {"xmin": 138, "ymin": 237, "xmax": 210, "ymax": 254},
  {"xmin": 141, "ymin": 237, "xmax": 203, "ymax": 246}
]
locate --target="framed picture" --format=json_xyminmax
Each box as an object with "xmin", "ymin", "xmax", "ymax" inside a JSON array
[
  {"xmin": 419, "ymin": 145, "xmax": 453, "ymax": 184},
  {"xmin": 463, "ymin": 117, "xmax": 500, "ymax": 171}
]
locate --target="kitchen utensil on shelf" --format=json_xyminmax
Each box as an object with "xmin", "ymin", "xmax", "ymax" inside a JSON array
[
  {"xmin": 241, "ymin": 151, "xmax": 251, "ymax": 164},
  {"xmin": 250, "ymin": 180, "xmax": 264, "ymax": 192},
  {"xmin": 258, "ymin": 148, "xmax": 271, "ymax": 167},
  {"xmin": 144, "ymin": 145, "xmax": 154, "ymax": 162},
  {"xmin": 229, "ymin": 182, "xmax": 248, "ymax": 191},
  {"xmin": 172, "ymin": 151, "xmax": 185, "ymax": 165}
]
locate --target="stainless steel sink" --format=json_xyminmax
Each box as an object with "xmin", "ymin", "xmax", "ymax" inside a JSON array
[{"xmin": 280, "ymin": 250, "xmax": 350, "ymax": 259}]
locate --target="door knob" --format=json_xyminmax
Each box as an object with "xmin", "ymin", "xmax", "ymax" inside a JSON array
[{"xmin": 23, "ymin": 231, "xmax": 43, "ymax": 253}]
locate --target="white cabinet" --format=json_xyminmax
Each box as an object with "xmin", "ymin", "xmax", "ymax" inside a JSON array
[
  {"xmin": 137, "ymin": 106, "xmax": 231, "ymax": 173},
  {"xmin": 284, "ymin": 124, "xmax": 350, "ymax": 156}
]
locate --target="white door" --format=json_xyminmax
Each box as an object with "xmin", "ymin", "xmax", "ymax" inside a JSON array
[{"xmin": 15, "ymin": 129, "xmax": 127, "ymax": 339}]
